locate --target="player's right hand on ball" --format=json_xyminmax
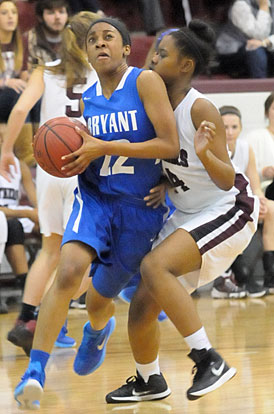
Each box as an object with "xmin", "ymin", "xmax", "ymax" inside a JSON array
[{"xmin": 61, "ymin": 126, "xmax": 106, "ymax": 176}]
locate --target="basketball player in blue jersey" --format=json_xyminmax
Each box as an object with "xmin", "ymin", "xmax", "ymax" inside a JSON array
[
  {"xmin": 106, "ymin": 22, "xmax": 260, "ymax": 404},
  {"xmin": 13, "ymin": 17, "xmax": 179, "ymax": 409}
]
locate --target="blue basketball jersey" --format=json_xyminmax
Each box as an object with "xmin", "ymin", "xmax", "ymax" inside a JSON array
[{"xmin": 80, "ymin": 66, "xmax": 162, "ymax": 199}]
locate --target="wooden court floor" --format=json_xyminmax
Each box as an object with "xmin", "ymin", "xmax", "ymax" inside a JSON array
[{"xmin": 1, "ymin": 291, "xmax": 274, "ymax": 414}]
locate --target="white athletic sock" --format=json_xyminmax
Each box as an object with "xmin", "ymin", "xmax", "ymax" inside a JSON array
[
  {"xmin": 184, "ymin": 326, "xmax": 211, "ymax": 351},
  {"xmin": 136, "ymin": 356, "xmax": 160, "ymax": 383}
]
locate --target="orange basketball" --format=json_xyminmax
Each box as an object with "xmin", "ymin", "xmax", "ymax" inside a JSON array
[{"xmin": 33, "ymin": 117, "xmax": 89, "ymax": 177}]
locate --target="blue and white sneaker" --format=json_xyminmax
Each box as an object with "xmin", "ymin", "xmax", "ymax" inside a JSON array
[
  {"xmin": 54, "ymin": 323, "xmax": 76, "ymax": 348},
  {"xmin": 14, "ymin": 361, "xmax": 45, "ymax": 410},
  {"xmin": 74, "ymin": 317, "xmax": 116, "ymax": 376}
]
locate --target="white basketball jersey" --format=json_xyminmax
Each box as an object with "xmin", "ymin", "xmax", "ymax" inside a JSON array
[
  {"xmin": 40, "ymin": 60, "xmax": 98, "ymax": 126},
  {"xmin": 0, "ymin": 157, "xmax": 21, "ymax": 207},
  {"xmin": 231, "ymin": 139, "xmax": 249, "ymax": 174},
  {"xmin": 162, "ymin": 88, "xmax": 240, "ymax": 213}
]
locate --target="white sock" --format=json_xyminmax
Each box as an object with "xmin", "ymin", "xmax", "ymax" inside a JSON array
[
  {"xmin": 184, "ymin": 326, "xmax": 211, "ymax": 351},
  {"xmin": 136, "ymin": 356, "xmax": 160, "ymax": 383}
]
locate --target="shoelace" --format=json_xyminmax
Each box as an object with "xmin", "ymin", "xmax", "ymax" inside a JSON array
[
  {"xmin": 191, "ymin": 361, "xmax": 208, "ymax": 382},
  {"xmin": 126, "ymin": 375, "xmax": 138, "ymax": 384},
  {"xmin": 117, "ymin": 375, "xmax": 142, "ymax": 390},
  {"xmin": 21, "ymin": 363, "xmax": 41, "ymax": 381}
]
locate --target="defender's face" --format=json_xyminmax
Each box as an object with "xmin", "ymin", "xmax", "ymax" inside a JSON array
[
  {"xmin": 0, "ymin": 1, "xmax": 18, "ymax": 33},
  {"xmin": 150, "ymin": 35, "xmax": 181, "ymax": 84},
  {"xmin": 86, "ymin": 22, "xmax": 128, "ymax": 72}
]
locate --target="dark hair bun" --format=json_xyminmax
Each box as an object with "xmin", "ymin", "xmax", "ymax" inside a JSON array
[{"xmin": 188, "ymin": 19, "xmax": 215, "ymax": 45}]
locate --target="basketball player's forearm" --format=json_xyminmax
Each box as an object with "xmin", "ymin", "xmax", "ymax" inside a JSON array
[
  {"xmin": 104, "ymin": 137, "xmax": 179, "ymax": 159},
  {"xmin": 199, "ymin": 150, "xmax": 235, "ymax": 190},
  {"xmin": 2, "ymin": 110, "xmax": 29, "ymax": 152},
  {"xmin": 0, "ymin": 207, "xmax": 30, "ymax": 219}
]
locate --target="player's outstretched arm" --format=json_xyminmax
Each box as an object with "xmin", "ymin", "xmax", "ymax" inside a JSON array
[{"xmin": 0, "ymin": 67, "xmax": 45, "ymax": 181}]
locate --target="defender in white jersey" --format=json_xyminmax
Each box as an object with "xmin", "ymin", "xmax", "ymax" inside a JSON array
[
  {"xmin": 0, "ymin": 12, "xmax": 100, "ymax": 359},
  {"xmin": 107, "ymin": 22, "xmax": 259, "ymax": 404}
]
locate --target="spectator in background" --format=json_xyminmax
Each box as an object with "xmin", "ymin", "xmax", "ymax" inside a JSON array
[
  {"xmin": 26, "ymin": 0, "xmax": 69, "ymax": 67},
  {"xmin": 0, "ymin": 153, "xmax": 39, "ymax": 310},
  {"xmin": 0, "ymin": 211, "xmax": 8, "ymax": 313},
  {"xmin": 211, "ymin": 105, "xmax": 272, "ymax": 299},
  {"xmin": 216, "ymin": 0, "xmax": 274, "ymax": 78},
  {"xmin": 137, "ymin": 0, "xmax": 165, "ymax": 35},
  {"xmin": 24, "ymin": 0, "xmax": 69, "ymax": 141},
  {"xmin": 66, "ymin": 0, "xmax": 104, "ymax": 16},
  {"xmin": 246, "ymin": 92, "xmax": 274, "ymax": 292},
  {"xmin": 0, "ymin": 0, "xmax": 34, "ymax": 165}
]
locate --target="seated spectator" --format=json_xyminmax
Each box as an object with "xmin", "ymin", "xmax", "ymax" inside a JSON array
[
  {"xmin": 0, "ymin": 0, "xmax": 34, "ymax": 164},
  {"xmin": 0, "ymin": 210, "xmax": 8, "ymax": 313},
  {"xmin": 104, "ymin": 0, "xmax": 165, "ymax": 36},
  {"xmin": 66, "ymin": 0, "xmax": 104, "ymax": 16},
  {"xmin": 216, "ymin": 0, "xmax": 274, "ymax": 78},
  {"xmin": 212, "ymin": 105, "xmax": 274, "ymax": 299},
  {"xmin": 0, "ymin": 151, "xmax": 39, "ymax": 311},
  {"xmin": 246, "ymin": 92, "xmax": 274, "ymax": 292},
  {"xmin": 26, "ymin": 0, "xmax": 69, "ymax": 67},
  {"xmin": 246, "ymin": 92, "xmax": 274, "ymax": 194},
  {"xmin": 136, "ymin": 0, "xmax": 165, "ymax": 35}
]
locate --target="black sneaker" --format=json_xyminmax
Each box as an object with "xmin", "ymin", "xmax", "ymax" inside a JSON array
[
  {"xmin": 264, "ymin": 278, "xmax": 274, "ymax": 294},
  {"xmin": 187, "ymin": 348, "xmax": 236, "ymax": 400},
  {"xmin": 105, "ymin": 371, "xmax": 171, "ymax": 403},
  {"xmin": 7, "ymin": 319, "xmax": 36, "ymax": 356},
  {"xmin": 246, "ymin": 281, "xmax": 266, "ymax": 298}
]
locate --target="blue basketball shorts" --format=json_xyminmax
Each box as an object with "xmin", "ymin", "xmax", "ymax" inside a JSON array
[{"xmin": 62, "ymin": 187, "xmax": 167, "ymax": 298}]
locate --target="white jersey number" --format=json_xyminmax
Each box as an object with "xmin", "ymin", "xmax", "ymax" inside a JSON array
[{"xmin": 100, "ymin": 139, "xmax": 134, "ymax": 176}]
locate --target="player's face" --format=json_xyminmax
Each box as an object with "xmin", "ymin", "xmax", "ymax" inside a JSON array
[
  {"xmin": 0, "ymin": 1, "xmax": 18, "ymax": 33},
  {"xmin": 86, "ymin": 22, "xmax": 129, "ymax": 73},
  {"xmin": 42, "ymin": 6, "xmax": 68, "ymax": 35},
  {"xmin": 150, "ymin": 35, "xmax": 182, "ymax": 85},
  {"xmin": 222, "ymin": 114, "xmax": 242, "ymax": 151}
]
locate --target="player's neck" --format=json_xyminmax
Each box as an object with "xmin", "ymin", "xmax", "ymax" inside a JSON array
[
  {"xmin": 168, "ymin": 84, "xmax": 191, "ymax": 110},
  {"xmin": 98, "ymin": 64, "xmax": 128, "ymax": 99}
]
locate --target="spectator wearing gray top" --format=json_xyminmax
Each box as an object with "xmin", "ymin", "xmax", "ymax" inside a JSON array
[{"xmin": 216, "ymin": 0, "xmax": 274, "ymax": 78}]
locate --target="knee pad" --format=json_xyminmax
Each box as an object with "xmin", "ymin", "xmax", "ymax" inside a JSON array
[{"xmin": 6, "ymin": 218, "xmax": 25, "ymax": 246}]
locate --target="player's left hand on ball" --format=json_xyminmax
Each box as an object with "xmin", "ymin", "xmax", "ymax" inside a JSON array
[{"xmin": 61, "ymin": 127, "xmax": 105, "ymax": 176}]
